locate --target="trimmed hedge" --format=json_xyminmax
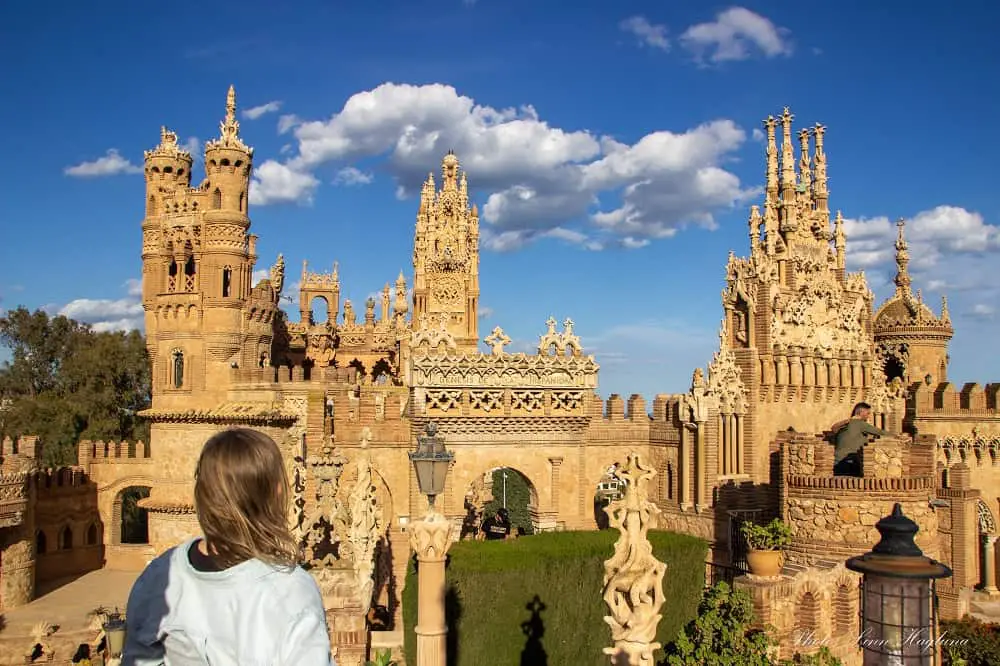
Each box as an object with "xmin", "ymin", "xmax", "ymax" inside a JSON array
[{"xmin": 403, "ymin": 530, "xmax": 707, "ymax": 666}]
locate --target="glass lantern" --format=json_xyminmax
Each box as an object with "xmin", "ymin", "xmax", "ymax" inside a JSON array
[
  {"xmin": 408, "ymin": 421, "xmax": 454, "ymax": 508},
  {"xmin": 846, "ymin": 503, "xmax": 952, "ymax": 665},
  {"xmin": 103, "ymin": 607, "xmax": 127, "ymax": 659}
]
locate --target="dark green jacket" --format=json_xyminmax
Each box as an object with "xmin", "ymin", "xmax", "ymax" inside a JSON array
[{"xmin": 833, "ymin": 419, "xmax": 891, "ymax": 463}]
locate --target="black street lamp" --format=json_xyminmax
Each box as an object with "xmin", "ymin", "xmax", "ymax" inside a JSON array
[
  {"xmin": 408, "ymin": 421, "xmax": 453, "ymax": 508},
  {"xmin": 846, "ymin": 503, "xmax": 952, "ymax": 665}
]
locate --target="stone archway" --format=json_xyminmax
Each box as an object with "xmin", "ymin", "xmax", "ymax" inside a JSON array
[
  {"xmin": 465, "ymin": 467, "xmax": 540, "ymax": 537},
  {"xmin": 113, "ymin": 486, "xmax": 152, "ymax": 545}
]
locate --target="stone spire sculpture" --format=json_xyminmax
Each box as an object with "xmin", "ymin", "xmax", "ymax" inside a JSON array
[{"xmin": 602, "ymin": 452, "xmax": 667, "ymax": 666}]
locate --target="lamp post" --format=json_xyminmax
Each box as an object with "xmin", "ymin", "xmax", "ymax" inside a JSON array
[
  {"xmin": 102, "ymin": 607, "xmax": 126, "ymax": 665},
  {"xmin": 846, "ymin": 503, "xmax": 952, "ymax": 666},
  {"xmin": 408, "ymin": 422, "xmax": 456, "ymax": 666}
]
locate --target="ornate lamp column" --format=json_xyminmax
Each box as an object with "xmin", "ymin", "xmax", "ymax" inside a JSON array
[
  {"xmin": 408, "ymin": 422, "xmax": 456, "ymax": 666},
  {"xmin": 846, "ymin": 503, "xmax": 952, "ymax": 665},
  {"xmin": 602, "ymin": 452, "xmax": 667, "ymax": 666}
]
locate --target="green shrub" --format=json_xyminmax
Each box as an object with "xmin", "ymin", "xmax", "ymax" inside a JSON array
[
  {"xmin": 740, "ymin": 518, "xmax": 792, "ymax": 551},
  {"xmin": 403, "ymin": 529, "xmax": 707, "ymax": 666},
  {"xmin": 940, "ymin": 616, "xmax": 1000, "ymax": 666}
]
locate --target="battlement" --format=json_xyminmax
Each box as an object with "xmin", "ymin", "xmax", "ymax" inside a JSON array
[
  {"xmin": 33, "ymin": 466, "xmax": 93, "ymax": 493},
  {"xmin": 332, "ymin": 385, "xmax": 409, "ymax": 424},
  {"xmin": 776, "ymin": 431, "xmax": 939, "ymax": 563},
  {"xmin": 1, "ymin": 435, "xmax": 41, "ymax": 460},
  {"xmin": 79, "ymin": 440, "xmax": 150, "ymax": 466},
  {"xmin": 910, "ymin": 381, "xmax": 1000, "ymax": 415}
]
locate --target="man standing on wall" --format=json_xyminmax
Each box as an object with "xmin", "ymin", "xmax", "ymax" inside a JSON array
[{"xmin": 831, "ymin": 402, "xmax": 891, "ymax": 476}]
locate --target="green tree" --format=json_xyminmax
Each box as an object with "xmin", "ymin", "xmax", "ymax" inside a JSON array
[
  {"xmin": 661, "ymin": 582, "xmax": 773, "ymax": 666},
  {"xmin": 482, "ymin": 468, "xmax": 534, "ymax": 535},
  {"xmin": 0, "ymin": 306, "xmax": 151, "ymax": 467}
]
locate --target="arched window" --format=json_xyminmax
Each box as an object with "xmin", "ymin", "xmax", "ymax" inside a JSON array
[
  {"xmin": 212, "ymin": 188, "xmax": 222, "ymax": 209},
  {"xmin": 184, "ymin": 256, "xmax": 197, "ymax": 292},
  {"xmin": 239, "ymin": 191, "xmax": 246, "ymax": 213},
  {"xmin": 147, "ymin": 195, "xmax": 157, "ymax": 217},
  {"xmin": 168, "ymin": 259, "xmax": 178, "ymax": 292},
  {"xmin": 222, "ymin": 267, "xmax": 233, "ymax": 298},
  {"xmin": 172, "ymin": 350, "xmax": 185, "ymax": 389},
  {"xmin": 60, "ymin": 526, "xmax": 73, "ymax": 550},
  {"xmin": 36, "ymin": 530, "xmax": 47, "ymax": 554},
  {"xmin": 86, "ymin": 523, "xmax": 99, "ymax": 546}
]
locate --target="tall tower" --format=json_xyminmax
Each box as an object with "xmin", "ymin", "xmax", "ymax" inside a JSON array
[
  {"xmin": 141, "ymin": 85, "xmax": 256, "ymax": 409},
  {"xmin": 411, "ymin": 151, "xmax": 480, "ymax": 351}
]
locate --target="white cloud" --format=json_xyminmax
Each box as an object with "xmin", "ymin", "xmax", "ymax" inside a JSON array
[
  {"xmin": 252, "ymin": 269, "xmax": 269, "ymax": 285},
  {"xmin": 243, "ymin": 100, "xmax": 283, "ymax": 120},
  {"xmin": 249, "ymin": 161, "xmax": 319, "ymax": 206},
  {"xmin": 843, "ymin": 206, "xmax": 1000, "ymax": 315},
  {"xmin": 64, "ymin": 149, "xmax": 142, "ymax": 177},
  {"xmin": 278, "ymin": 114, "xmax": 302, "ymax": 135},
  {"xmin": 478, "ymin": 306, "xmax": 494, "ymax": 319},
  {"xmin": 620, "ymin": 16, "xmax": 670, "ymax": 51},
  {"xmin": 181, "ymin": 136, "xmax": 201, "ymax": 158},
  {"xmin": 334, "ymin": 167, "xmax": 374, "ymax": 186},
  {"xmin": 968, "ymin": 303, "xmax": 995, "ymax": 320},
  {"xmin": 253, "ymin": 83, "xmax": 755, "ymax": 250},
  {"xmin": 59, "ymin": 279, "xmax": 144, "ymax": 332},
  {"xmin": 680, "ymin": 7, "xmax": 793, "ymax": 64},
  {"xmin": 751, "ymin": 128, "xmax": 765, "ymax": 142}
]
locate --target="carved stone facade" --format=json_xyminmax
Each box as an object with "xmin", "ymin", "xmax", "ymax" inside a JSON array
[{"xmin": 6, "ymin": 95, "xmax": 997, "ymax": 664}]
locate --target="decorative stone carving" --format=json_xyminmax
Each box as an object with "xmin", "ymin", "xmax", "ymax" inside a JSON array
[
  {"xmin": 269, "ymin": 253, "xmax": 285, "ymax": 293},
  {"xmin": 770, "ymin": 268, "xmax": 869, "ymax": 353},
  {"xmin": 484, "ymin": 326, "xmax": 511, "ymax": 355},
  {"xmin": 602, "ymin": 452, "xmax": 666, "ymax": 666},
  {"xmin": 409, "ymin": 510, "xmax": 456, "ymax": 562},
  {"xmin": 302, "ymin": 440, "xmax": 350, "ymax": 565},
  {"xmin": 538, "ymin": 317, "xmax": 582, "ymax": 357},
  {"xmin": 411, "ymin": 351, "xmax": 598, "ymax": 389},
  {"xmin": 706, "ymin": 323, "xmax": 749, "ymax": 415},
  {"xmin": 411, "ymin": 313, "xmax": 458, "ymax": 352},
  {"xmin": 345, "ymin": 427, "xmax": 384, "ymax": 607}
]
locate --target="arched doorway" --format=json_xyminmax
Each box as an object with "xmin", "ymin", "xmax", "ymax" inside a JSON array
[
  {"xmin": 593, "ymin": 464, "xmax": 625, "ymax": 529},
  {"xmin": 115, "ymin": 486, "xmax": 151, "ymax": 544},
  {"xmin": 466, "ymin": 467, "xmax": 539, "ymax": 538}
]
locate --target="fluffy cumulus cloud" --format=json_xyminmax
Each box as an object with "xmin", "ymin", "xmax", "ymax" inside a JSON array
[
  {"xmin": 619, "ymin": 16, "xmax": 670, "ymax": 51},
  {"xmin": 253, "ymin": 83, "xmax": 757, "ymax": 251},
  {"xmin": 59, "ymin": 278, "xmax": 144, "ymax": 332},
  {"xmin": 64, "ymin": 149, "xmax": 143, "ymax": 177},
  {"xmin": 680, "ymin": 7, "xmax": 793, "ymax": 64},
  {"xmin": 243, "ymin": 100, "xmax": 283, "ymax": 120},
  {"xmin": 843, "ymin": 205, "xmax": 1000, "ymax": 317}
]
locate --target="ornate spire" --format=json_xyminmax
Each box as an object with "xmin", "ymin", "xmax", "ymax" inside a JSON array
[
  {"xmin": 834, "ymin": 210, "xmax": 846, "ymax": 269},
  {"xmin": 893, "ymin": 218, "xmax": 912, "ymax": 295},
  {"xmin": 748, "ymin": 204, "xmax": 762, "ymax": 252},
  {"xmin": 812, "ymin": 124, "xmax": 828, "ymax": 213},
  {"xmin": 441, "ymin": 150, "xmax": 460, "ymax": 191},
  {"xmin": 206, "ymin": 85, "xmax": 252, "ymax": 155},
  {"xmin": 764, "ymin": 115, "xmax": 779, "ymax": 202},
  {"xmin": 797, "ymin": 127, "xmax": 812, "ymax": 193},
  {"xmin": 144, "ymin": 126, "xmax": 193, "ymax": 162},
  {"xmin": 780, "ymin": 107, "xmax": 796, "ymax": 191}
]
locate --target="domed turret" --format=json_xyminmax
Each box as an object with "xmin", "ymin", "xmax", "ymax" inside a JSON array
[
  {"xmin": 203, "ymin": 85, "xmax": 253, "ymax": 214},
  {"xmin": 143, "ymin": 127, "xmax": 194, "ymax": 217},
  {"xmin": 873, "ymin": 219, "xmax": 953, "ymax": 385}
]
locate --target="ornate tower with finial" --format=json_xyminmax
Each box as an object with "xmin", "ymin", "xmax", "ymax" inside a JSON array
[
  {"xmin": 411, "ymin": 151, "xmax": 480, "ymax": 351},
  {"xmin": 873, "ymin": 219, "xmax": 954, "ymax": 386},
  {"xmin": 724, "ymin": 108, "xmax": 883, "ymax": 483},
  {"xmin": 141, "ymin": 85, "xmax": 263, "ymax": 410}
]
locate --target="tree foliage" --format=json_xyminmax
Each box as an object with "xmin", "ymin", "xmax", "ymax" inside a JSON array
[
  {"xmin": 661, "ymin": 582, "xmax": 774, "ymax": 666},
  {"xmin": 0, "ymin": 306, "xmax": 151, "ymax": 467},
  {"xmin": 483, "ymin": 467, "xmax": 534, "ymax": 535}
]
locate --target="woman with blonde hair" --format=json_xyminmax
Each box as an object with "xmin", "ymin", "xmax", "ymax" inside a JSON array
[{"xmin": 122, "ymin": 428, "xmax": 333, "ymax": 665}]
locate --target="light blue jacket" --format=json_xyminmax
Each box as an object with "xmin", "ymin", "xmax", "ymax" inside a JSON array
[{"xmin": 122, "ymin": 539, "xmax": 334, "ymax": 665}]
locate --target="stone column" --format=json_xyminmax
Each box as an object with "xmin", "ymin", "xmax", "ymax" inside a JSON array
[
  {"xmin": 983, "ymin": 535, "xmax": 998, "ymax": 594},
  {"xmin": 549, "ymin": 457, "xmax": 563, "ymax": 518},
  {"xmin": 695, "ymin": 424, "xmax": 707, "ymax": 510},
  {"xmin": 679, "ymin": 428, "xmax": 692, "ymax": 510},
  {"xmin": 410, "ymin": 511, "xmax": 457, "ymax": 666},
  {"xmin": 1, "ymin": 525, "xmax": 35, "ymax": 609}
]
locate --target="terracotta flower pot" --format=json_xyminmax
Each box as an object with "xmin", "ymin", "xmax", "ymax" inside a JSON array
[{"xmin": 747, "ymin": 549, "xmax": 784, "ymax": 577}]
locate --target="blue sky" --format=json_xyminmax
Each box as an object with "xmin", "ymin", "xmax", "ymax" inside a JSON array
[{"xmin": 1, "ymin": 1, "xmax": 998, "ymax": 401}]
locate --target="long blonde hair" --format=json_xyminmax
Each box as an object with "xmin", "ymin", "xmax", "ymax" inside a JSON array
[{"xmin": 194, "ymin": 428, "xmax": 298, "ymax": 569}]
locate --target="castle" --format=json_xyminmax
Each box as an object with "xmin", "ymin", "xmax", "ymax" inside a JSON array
[{"xmin": 2, "ymin": 88, "xmax": 998, "ymax": 665}]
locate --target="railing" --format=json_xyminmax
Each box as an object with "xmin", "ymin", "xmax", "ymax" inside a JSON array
[{"xmin": 705, "ymin": 561, "xmax": 743, "ymax": 589}]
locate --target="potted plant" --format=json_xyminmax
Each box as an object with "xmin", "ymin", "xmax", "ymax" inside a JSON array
[
  {"xmin": 740, "ymin": 518, "xmax": 792, "ymax": 577},
  {"xmin": 366, "ymin": 648, "xmax": 398, "ymax": 666}
]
